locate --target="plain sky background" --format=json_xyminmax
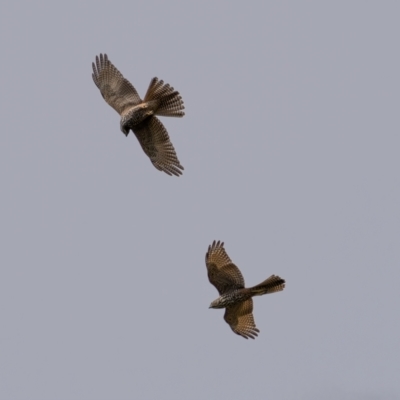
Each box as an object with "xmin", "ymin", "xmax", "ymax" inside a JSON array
[{"xmin": 1, "ymin": 1, "xmax": 399, "ymax": 399}]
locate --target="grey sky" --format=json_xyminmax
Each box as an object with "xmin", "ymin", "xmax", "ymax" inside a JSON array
[{"xmin": 1, "ymin": 1, "xmax": 399, "ymax": 399}]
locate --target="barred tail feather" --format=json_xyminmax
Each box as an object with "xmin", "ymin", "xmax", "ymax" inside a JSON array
[
  {"xmin": 249, "ymin": 275, "xmax": 286, "ymax": 296},
  {"xmin": 144, "ymin": 77, "xmax": 185, "ymax": 117}
]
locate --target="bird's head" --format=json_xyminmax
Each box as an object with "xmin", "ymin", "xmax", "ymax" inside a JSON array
[
  {"xmin": 120, "ymin": 120, "xmax": 130, "ymax": 136},
  {"xmin": 209, "ymin": 297, "xmax": 226, "ymax": 309}
]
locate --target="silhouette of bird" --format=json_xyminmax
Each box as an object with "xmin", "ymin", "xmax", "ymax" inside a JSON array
[
  {"xmin": 205, "ymin": 240, "xmax": 285, "ymax": 339},
  {"xmin": 92, "ymin": 53, "xmax": 185, "ymax": 176}
]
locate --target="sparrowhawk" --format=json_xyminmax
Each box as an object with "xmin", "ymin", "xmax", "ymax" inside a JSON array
[
  {"xmin": 92, "ymin": 54, "xmax": 185, "ymax": 176},
  {"xmin": 206, "ymin": 240, "xmax": 285, "ymax": 339}
]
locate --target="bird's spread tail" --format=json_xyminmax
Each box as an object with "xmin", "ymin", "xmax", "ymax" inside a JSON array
[
  {"xmin": 249, "ymin": 275, "xmax": 286, "ymax": 296},
  {"xmin": 144, "ymin": 77, "xmax": 185, "ymax": 117}
]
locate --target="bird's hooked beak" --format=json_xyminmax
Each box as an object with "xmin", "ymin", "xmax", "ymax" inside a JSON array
[{"xmin": 122, "ymin": 126, "xmax": 130, "ymax": 137}]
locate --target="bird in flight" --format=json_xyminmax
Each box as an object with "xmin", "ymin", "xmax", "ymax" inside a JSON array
[
  {"xmin": 205, "ymin": 240, "xmax": 285, "ymax": 339},
  {"xmin": 92, "ymin": 53, "xmax": 185, "ymax": 176}
]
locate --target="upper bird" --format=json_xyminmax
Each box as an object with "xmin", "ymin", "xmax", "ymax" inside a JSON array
[
  {"xmin": 206, "ymin": 240, "xmax": 286, "ymax": 339},
  {"xmin": 92, "ymin": 53, "xmax": 185, "ymax": 176}
]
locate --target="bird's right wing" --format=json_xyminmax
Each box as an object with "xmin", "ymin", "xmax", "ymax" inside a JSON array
[
  {"xmin": 132, "ymin": 116, "xmax": 184, "ymax": 176},
  {"xmin": 92, "ymin": 53, "xmax": 142, "ymax": 115},
  {"xmin": 224, "ymin": 299, "xmax": 259, "ymax": 339},
  {"xmin": 205, "ymin": 241, "xmax": 245, "ymax": 295}
]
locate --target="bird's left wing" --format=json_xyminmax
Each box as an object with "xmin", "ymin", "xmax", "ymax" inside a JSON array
[
  {"xmin": 132, "ymin": 116, "xmax": 184, "ymax": 176},
  {"xmin": 92, "ymin": 53, "xmax": 142, "ymax": 115},
  {"xmin": 224, "ymin": 299, "xmax": 259, "ymax": 339}
]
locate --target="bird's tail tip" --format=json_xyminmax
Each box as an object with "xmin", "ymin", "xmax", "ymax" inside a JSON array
[
  {"xmin": 250, "ymin": 275, "xmax": 286, "ymax": 296},
  {"xmin": 144, "ymin": 77, "xmax": 185, "ymax": 118}
]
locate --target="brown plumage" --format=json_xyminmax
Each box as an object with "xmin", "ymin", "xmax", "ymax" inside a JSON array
[
  {"xmin": 205, "ymin": 240, "xmax": 285, "ymax": 339},
  {"xmin": 92, "ymin": 53, "xmax": 185, "ymax": 176}
]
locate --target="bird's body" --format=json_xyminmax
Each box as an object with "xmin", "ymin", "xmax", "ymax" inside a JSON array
[
  {"xmin": 120, "ymin": 104, "xmax": 153, "ymax": 129},
  {"xmin": 92, "ymin": 53, "xmax": 185, "ymax": 176},
  {"xmin": 206, "ymin": 240, "xmax": 285, "ymax": 339}
]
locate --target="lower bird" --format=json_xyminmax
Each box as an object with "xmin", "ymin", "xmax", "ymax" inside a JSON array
[
  {"xmin": 92, "ymin": 53, "xmax": 185, "ymax": 176},
  {"xmin": 206, "ymin": 240, "xmax": 285, "ymax": 339}
]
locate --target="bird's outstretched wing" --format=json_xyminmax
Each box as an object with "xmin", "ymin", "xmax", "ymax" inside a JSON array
[
  {"xmin": 224, "ymin": 299, "xmax": 259, "ymax": 339},
  {"xmin": 92, "ymin": 53, "xmax": 142, "ymax": 115},
  {"xmin": 205, "ymin": 241, "xmax": 245, "ymax": 295},
  {"xmin": 132, "ymin": 116, "xmax": 184, "ymax": 176}
]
